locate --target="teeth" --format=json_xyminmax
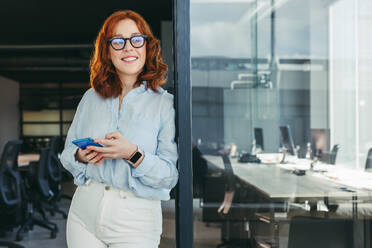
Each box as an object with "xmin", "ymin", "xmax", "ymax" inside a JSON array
[{"xmin": 123, "ymin": 57, "xmax": 137, "ymax": 62}]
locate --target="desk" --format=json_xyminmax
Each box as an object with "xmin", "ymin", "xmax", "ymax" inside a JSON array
[
  {"xmin": 18, "ymin": 154, "xmax": 40, "ymax": 167},
  {"xmin": 203, "ymin": 155, "xmax": 372, "ymax": 201},
  {"xmin": 203, "ymin": 155, "xmax": 372, "ymax": 247}
]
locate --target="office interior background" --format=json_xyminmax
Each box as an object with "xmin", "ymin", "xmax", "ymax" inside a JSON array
[{"xmin": 1, "ymin": 0, "xmax": 372, "ymax": 247}]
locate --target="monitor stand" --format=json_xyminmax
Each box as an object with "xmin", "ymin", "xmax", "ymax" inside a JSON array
[{"xmin": 280, "ymin": 147, "xmax": 288, "ymax": 164}]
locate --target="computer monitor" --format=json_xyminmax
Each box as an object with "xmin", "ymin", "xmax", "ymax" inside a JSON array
[
  {"xmin": 310, "ymin": 129, "xmax": 330, "ymax": 163},
  {"xmin": 280, "ymin": 125, "xmax": 296, "ymax": 155},
  {"xmin": 254, "ymin": 127, "xmax": 264, "ymax": 151},
  {"xmin": 365, "ymin": 148, "xmax": 372, "ymax": 170}
]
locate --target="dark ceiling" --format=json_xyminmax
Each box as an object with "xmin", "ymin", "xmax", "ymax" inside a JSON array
[{"xmin": 0, "ymin": 0, "xmax": 172, "ymax": 84}]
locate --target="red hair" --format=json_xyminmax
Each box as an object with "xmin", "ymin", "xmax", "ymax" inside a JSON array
[{"xmin": 90, "ymin": 10, "xmax": 168, "ymax": 98}]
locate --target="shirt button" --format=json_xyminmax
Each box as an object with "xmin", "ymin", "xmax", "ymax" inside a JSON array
[{"xmin": 105, "ymin": 186, "xmax": 110, "ymax": 191}]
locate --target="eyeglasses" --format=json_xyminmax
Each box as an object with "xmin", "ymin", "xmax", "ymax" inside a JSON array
[{"xmin": 108, "ymin": 35, "xmax": 147, "ymax": 50}]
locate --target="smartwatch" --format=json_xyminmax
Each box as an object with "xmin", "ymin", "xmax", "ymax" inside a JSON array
[
  {"xmin": 129, "ymin": 150, "xmax": 143, "ymax": 164},
  {"xmin": 127, "ymin": 146, "xmax": 143, "ymax": 166}
]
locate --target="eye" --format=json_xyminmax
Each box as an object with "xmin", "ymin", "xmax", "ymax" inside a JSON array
[
  {"xmin": 112, "ymin": 38, "xmax": 124, "ymax": 46},
  {"xmin": 111, "ymin": 38, "xmax": 125, "ymax": 49},
  {"xmin": 131, "ymin": 36, "xmax": 145, "ymax": 45}
]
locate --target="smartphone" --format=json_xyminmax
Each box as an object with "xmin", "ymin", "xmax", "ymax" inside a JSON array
[{"xmin": 72, "ymin": 138, "xmax": 103, "ymax": 149}]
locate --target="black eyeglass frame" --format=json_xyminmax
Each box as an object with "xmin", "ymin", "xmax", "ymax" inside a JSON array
[{"xmin": 108, "ymin": 35, "xmax": 148, "ymax": 50}]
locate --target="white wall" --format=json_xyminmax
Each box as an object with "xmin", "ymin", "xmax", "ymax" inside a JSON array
[
  {"xmin": 329, "ymin": 0, "xmax": 372, "ymax": 169},
  {"xmin": 310, "ymin": 0, "xmax": 329, "ymax": 129},
  {"xmin": 330, "ymin": 0, "xmax": 357, "ymax": 168},
  {"xmin": 0, "ymin": 76, "xmax": 20, "ymax": 153},
  {"xmin": 356, "ymin": 0, "xmax": 372, "ymax": 169}
]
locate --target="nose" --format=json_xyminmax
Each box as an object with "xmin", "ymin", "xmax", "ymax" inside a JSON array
[{"xmin": 123, "ymin": 40, "xmax": 134, "ymax": 51}]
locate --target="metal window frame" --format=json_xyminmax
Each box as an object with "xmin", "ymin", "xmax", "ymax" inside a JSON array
[{"xmin": 173, "ymin": 0, "xmax": 193, "ymax": 247}]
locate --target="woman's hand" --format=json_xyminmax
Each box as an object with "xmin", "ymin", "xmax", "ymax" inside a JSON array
[
  {"xmin": 87, "ymin": 132, "xmax": 137, "ymax": 160},
  {"xmin": 75, "ymin": 148, "xmax": 104, "ymax": 165}
]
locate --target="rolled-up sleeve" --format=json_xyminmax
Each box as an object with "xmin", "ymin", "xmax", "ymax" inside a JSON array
[
  {"xmin": 131, "ymin": 96, "xmax": 179, "ymax": 189},
  {"xmin": 60, "ymin": 94, "xmax": 89, "ymax": 186}
]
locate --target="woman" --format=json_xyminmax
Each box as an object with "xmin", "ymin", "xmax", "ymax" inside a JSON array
[{"xmin": 60, "ymin": 10, "xmax": 178, "ymax": 248}]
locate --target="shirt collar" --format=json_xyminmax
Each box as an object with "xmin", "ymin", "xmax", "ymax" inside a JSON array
[
  {"xmin": 124, "ymin": 81, "xmax": 147, "ymax": 99},
  {"xmin": 129, "ymin": 81, "xmax": 164, "ymax": 97}
]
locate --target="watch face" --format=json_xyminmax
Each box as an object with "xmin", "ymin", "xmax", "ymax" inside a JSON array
[{"xmin": 130, "ymin": 151, "xmax": 142, "ymax": 163}]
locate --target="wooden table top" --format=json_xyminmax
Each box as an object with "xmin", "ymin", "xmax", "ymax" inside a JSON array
[{"xmin": 18, "ymin": 153, "xmax": 40, "ymax": 167}]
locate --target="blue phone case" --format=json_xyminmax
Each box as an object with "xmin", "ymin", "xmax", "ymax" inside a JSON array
[{"xmin": 72, "ymin": 138, "xmax": 103, "ymax": 149}]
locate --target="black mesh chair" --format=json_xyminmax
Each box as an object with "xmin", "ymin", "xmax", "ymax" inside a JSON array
[
  {"xmin": 16, "ymin": 148, "xmax": 57, "ymax": 241},
  {"xmin": 201, "ymin": 153, "xmax": 254, "ymax": 248},
  {"xmin": 192, "ymin": 145, "xmax": 208, "ymax": 199},
  {"xmin": 201, "ymin": 153, "xmax": 234, "ymax": 223},
  {"xmin": 45, "ymin": 136, "xmax": 68, "ymax": 219},
  {"xmin": 47, "ymin": 136, "xmax": 63, "ymax": 185},
  {"xmin": 0, "ymin": 140, "xmax": 24, "ymax": 248}
]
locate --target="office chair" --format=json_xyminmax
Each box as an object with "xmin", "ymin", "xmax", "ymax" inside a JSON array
[
  {"xmin": 192, "ymin": 145, "xmax": 208, "ymax": 199},
  {"xmin": 365, "ymin": 148, "xmax": 372, "ymax": 170},
  {"xmin": 0, "ymin": 140, "xmax": 25, "ymax": 248},
  {"xmin": 47, "ymin": 136, "xmax": 63, "ymax": 184},
  {"xmin": 217, "ymin": 154, "xmax": 245, "ymax": 248},
  {"xmin": 288, "ymin": 216, "xmax": 353, "ymax": 248},
  {"xmin": 46, "ymin": 136, "xmax": 68, "ymax": 219},
  {"xmin": 201, "ymin": 153, "xmax": 255, "ymax": 248},
  {"xmin": 201, "ymin": 153, "xmax": 235, "ymax": 223},
  {"xmin": 16, "ymin": 148, "xmax": 57, "ymax": 241}
]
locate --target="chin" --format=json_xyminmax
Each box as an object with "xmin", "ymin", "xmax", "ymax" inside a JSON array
[
  {"xmin": 124, "ymin": 69, "xmax": 142, "ymax": 75},
  {"xmin": 118, "ymin": 68, "xmax": 142, "ymax": 77}
]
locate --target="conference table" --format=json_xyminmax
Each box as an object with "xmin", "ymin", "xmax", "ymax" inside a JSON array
[
  {"xmin": 203, "ymin": 154, "xmax": 372, "ymax": 202},
  {"xmin": 203, "ymin": 154, "xmax": 372, "ymax": 247}
]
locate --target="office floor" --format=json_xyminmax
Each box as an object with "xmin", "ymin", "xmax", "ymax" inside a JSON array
[
  {"xmin": 0, "ymin": 184, "xmax": 223, "ymax": 248},
  {"xmin": 0, "ymin": 198, "xmax": 69, "ymax": 248}
]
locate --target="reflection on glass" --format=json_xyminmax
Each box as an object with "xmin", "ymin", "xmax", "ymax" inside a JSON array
[{"xmin": 191, "ymin": 0, "xmax": 372, "ymax": 247}]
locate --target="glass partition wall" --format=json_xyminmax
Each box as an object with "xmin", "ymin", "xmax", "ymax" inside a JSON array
[{"xmin": 191, "ymin": 0, "xmax": 372, "ymax": 247}]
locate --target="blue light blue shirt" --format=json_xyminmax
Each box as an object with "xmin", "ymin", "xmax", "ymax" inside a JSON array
[{"xmin": 60, "ymin": 82, "xmax": 179, "ymax": 200}]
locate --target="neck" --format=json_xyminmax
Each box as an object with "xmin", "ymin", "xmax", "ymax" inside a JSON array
[{"xmin": 118, "ymin": 74, "xmax": 138, "ymax": 94}]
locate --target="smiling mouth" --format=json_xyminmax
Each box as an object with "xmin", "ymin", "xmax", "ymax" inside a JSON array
[{"xmin": 121, "ymin": 56, "xmax": 138, "ymax": 62}]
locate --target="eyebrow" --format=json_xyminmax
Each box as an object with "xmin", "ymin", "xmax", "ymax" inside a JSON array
[{"xmin": 112, "ymin": 32, "xmax": 142, "ymax": 37}]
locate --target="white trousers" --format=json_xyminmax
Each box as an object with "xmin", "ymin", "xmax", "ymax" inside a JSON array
[{"xmin": 66, "ymin": 180, "xmax": 162, "ymax": 248}]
